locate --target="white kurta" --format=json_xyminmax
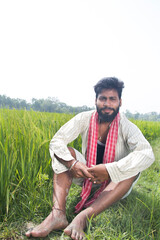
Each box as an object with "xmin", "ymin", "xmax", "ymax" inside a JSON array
[{"xmin": 49, "ymin": 110, "xmax": 155, "ymax": 183}]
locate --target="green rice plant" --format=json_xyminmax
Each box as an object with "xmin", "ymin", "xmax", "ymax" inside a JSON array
[
  {"xmin": 131, "ymin": 119, "xmax": 160, "ymax": 141},
  {"xmin": 0, "ymin": 109, "xmax": 73, "ymax": 220},
  {"xmin": 0, "ymin": 110, "xmax": 19, "ymax": 217}
]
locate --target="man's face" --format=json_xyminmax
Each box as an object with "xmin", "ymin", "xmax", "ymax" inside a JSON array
[{"xmin": 95, "ymin": 89, "xmax": 122, "ymax": 122}]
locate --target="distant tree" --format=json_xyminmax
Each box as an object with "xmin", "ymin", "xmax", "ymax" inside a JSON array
[
  {"xmin": 0, "ymin": 95, "xmax": 93, "ymax": 113},
  {"xmin": 125, "ymin": 109, "xmax": 160, "ymax": 121}
]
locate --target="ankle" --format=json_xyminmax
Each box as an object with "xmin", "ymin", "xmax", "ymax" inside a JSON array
[
  {"xmin": 52, "ymin": 206, "xmax": 65, "ymax": 212},
  {"xmin": 82, "ymin": 208, "xmax": 95, "ymax": 220}
]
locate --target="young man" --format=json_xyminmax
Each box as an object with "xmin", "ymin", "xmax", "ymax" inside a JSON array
[{"xmin": 26, "ymin": 77, "xmax": 154, "ymax": 240}]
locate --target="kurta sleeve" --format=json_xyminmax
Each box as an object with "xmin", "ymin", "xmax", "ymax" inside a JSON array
[
  {"xmin": 106, "ymin": 115, "xmax": 155, "ymax": 183},
  {"xmin": 49, "ymin": 110, "xmax": 93, "ymax": 173}
]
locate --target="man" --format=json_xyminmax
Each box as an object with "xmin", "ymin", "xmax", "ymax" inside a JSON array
[{"xmin": 26, "ymin": 77, "xmax": 154, "ymax": 240}]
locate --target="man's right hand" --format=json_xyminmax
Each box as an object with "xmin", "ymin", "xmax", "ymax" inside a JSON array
[
  {"xmin": 54, "ymin": 153, "xmax": 93, "ymax": 180},
  {"xmin": 70, "ymin": 161, "xmax": 93, "ymax": 179}
]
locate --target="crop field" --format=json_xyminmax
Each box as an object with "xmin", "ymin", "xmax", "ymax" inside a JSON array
[{"xmin": 0, "ymin": 109, "xmax": 160, "ymax": 239}]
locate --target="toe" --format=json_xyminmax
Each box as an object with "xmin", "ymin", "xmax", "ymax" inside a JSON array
[
  {"xmin": 76, "ymin": 231, "xmax": 85, "ymax": 240},
  {"xmin": 25, "ymin": 230, "xmax": 32, "ymax": 237},
  {"xmin": 64, "ymin": 226, "xmax": 72, "ymax": 236},
  {"xmin": 25, "ymin": 227, "xmax": 34, "ymax": 237},
  {"xmin": 79, "ymin": 232, "xmax": 85, "ymax": 240},
  {"xmin": 71, "ymin": 229, "xmax": 77, "ymax": 239}
]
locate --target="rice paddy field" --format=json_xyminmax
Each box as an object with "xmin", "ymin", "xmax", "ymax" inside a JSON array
[{"xmin": 0, "ymin": 109, "xmax": 160, "ymax": 239}]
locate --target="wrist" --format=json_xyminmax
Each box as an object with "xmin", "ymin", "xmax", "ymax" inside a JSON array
[
  {"xmin": 69, "ymin": 159, "xmax": 79, "ymax": 171},
  {"xmin": 65, "ymin": 159, "xmax": 75, "ymax": 169}
]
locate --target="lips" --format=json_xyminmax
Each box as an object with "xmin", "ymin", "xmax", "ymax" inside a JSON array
[
  {"xmin": 102, "ymin": 108, "xmax": 114, "ymax": 114},
  {"xmin": 104, "ymin": 109, "xmax": 112, "ymax": 113}
]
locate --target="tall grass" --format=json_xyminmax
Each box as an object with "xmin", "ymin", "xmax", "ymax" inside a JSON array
[
  {"xmin": 0, "ymin": 109, "xmax": 74, "ymax": 220},
  {"xmin": 0, "ymin": 109, "xmax": 160, "ymax": 239},
  {"xmin": 131, "ymin": 119, "xmax": 160, "ymax": 141}
]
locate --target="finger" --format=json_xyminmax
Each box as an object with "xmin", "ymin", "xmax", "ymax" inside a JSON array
[
  {"xmin": 71, "ymin": 170, "xmax": 84, "ymax": 178},
  {"xmin": 82, "ymin": 169, "xmax": 93, "ymax": 178},
  {"xmin": 88, "ymin": 168, "xmax": 97, "ymax": 175},
  {"xmin": 89, "ymin": 176, "xmax": 97, "ymax": 183},
  {"xmin": 87, "ymin": 169, "xmax": 95, "ymax": 175},
  {"xmin": 94, "ymin": 180, "xmax": 101, "ymax": 184},
  {"xmin": 88, "ymin": 167, "xmax": 95, "ymax": 172},
  {"xmin": 93, "ymin": 179, "xmax": 101, "ymax": 184},
  {"xmin": 74, "ymin": 169, "xmax": 91, "ymax": 179}
]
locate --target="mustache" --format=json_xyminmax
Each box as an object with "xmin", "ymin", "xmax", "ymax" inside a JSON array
[{"xmin": 101, "ymin": 107, "xmax": 115, "ymax": 111}]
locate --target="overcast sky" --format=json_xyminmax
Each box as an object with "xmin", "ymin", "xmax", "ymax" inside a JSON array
[{"xmin": 0, "ymin": 0, "xmax": 160, "ymax": 113}]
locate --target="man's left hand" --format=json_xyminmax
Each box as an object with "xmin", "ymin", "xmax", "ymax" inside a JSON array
[{"xmin": 88, "ymin": 164, "xmax": 110, "ymax": 184}]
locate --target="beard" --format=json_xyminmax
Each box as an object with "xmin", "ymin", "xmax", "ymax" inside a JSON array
[{"xmin": 96, "ymin": 105, "xmax": 120, "ymax": 123}]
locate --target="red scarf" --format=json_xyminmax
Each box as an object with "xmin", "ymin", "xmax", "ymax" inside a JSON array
[{"xmin": 75, "ymin": 111, "xmax": 120, "ymax": 213}]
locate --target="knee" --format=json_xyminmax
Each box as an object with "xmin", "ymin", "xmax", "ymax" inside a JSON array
[{"xmin": 68, "ymin": 147, "xmax": 76, "ymax": 159}]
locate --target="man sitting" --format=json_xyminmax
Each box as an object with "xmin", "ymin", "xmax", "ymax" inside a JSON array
[{"xmin": 26, "ymin": 77, "xmax": 154, "ymax": 240}]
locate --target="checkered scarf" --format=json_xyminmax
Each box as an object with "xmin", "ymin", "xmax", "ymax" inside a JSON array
[{"xmin": 75, "ymin": 111, "xmax": 120, "ymax": 213}]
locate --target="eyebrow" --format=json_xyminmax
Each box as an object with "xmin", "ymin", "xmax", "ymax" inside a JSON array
[{"xmin": 99, "ymin": 95, "xmax": 117, "ymax": 99}]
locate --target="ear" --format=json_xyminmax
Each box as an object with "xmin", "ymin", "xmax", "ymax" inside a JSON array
[{"xmin": 119, "ymin": 99, "xmax": 122, "ymax": 107}]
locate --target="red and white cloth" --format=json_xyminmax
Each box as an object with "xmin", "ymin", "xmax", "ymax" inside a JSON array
[{"xmin": 75, "ymin": 111, "xmax": 120, "ymax": 213}]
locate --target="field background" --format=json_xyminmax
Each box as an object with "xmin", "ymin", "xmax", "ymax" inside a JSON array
[{"xmin": 0, "ymin": 109, "xmax": 160, "ymax": 239}]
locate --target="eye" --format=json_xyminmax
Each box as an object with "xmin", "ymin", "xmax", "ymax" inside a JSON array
[
  {"xmin": 110, "ymin": 97, "xmax": 117, "ymax": 101},
  {"xmin": 99, "ymin": 96, "xmax": 106, "ymax": 102}
]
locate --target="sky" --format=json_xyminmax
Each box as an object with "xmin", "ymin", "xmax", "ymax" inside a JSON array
[{"xmin": 0, "ymin": 0, "xmax": 160, "ymax": 113}]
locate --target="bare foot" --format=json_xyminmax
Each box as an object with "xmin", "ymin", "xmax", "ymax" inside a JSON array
[
  {"xmin": 64, "ymin": 211, "xmax": 88, "ymax": 240},
  {"xmin": 25, "ymin": 208, "xmax": 68, "ymax": 238}
]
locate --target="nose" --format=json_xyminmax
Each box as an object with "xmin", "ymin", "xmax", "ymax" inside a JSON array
[
  {"xmin": 103, "ymin": 101, "xmax": 107, "ymax": 106},
  {"xmin": 103, "ymin": 99, "xmax": 111, "ymax": 107}
]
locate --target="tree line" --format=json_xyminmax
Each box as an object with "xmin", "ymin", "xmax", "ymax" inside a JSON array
[
  {"xmin": 0, "ymin": 95, "xmax": 159, "ymax": 121},
  {"xmin": 0, "ymin": 95, "xmax": 93, "ymax": 113},
  {"xmin": 124, "ymin": 110, "xmax": 160, "ymax": 121}
]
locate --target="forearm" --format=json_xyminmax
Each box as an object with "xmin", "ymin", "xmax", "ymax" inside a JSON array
[
  {"xmin": 106, "ymin": 148, "xmax": 155, "ymax": 183},
  {"xmin": 54, "ymin": 153, "xmax": 75, "ymax": 169}
]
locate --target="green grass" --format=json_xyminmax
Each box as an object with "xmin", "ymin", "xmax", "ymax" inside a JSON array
[
  {"xmin": 131, "ymin": 119, "xmax": 160, "ymax": 141},
  {"xmin": 0, "ymin": 109, "xmax": 160, "ymax": 239}
]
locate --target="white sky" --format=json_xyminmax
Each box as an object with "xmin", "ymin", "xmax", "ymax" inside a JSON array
[{"xmin": 0, "ymin": 0, "xmax": 160, "ymax": 113}]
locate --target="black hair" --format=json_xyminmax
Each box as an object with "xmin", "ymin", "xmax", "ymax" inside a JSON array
[{"xmin": 94, "ymin": 77, "xmax": 124, "ymax": 99}]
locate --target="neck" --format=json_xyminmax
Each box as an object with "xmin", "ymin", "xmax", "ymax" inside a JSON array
[{"xmin": 98, "ymin": 120, "xmax": 111, "ymax": 143}]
